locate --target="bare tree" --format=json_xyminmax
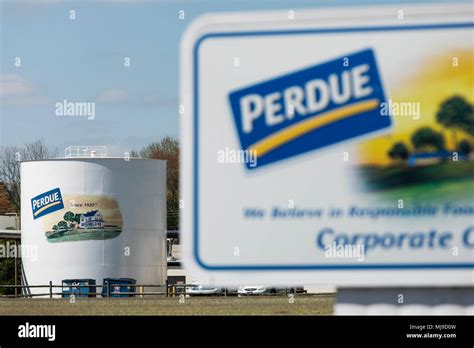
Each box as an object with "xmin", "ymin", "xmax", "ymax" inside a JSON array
[{"xmin": 0, "ymin": 140, "xmax": 59, "ymax": 212}]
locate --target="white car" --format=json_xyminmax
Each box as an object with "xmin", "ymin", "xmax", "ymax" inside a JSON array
[
  {"xmin": 238, "ymin": 286, "xmax": 279, "ymax": 295},
  {"xmin": 185, "ymin": 284, "xmax": 225, "ymax": 296},
  {"xmin": 237, "ymin": 286, "xmax": 302, "ymax": 295}
]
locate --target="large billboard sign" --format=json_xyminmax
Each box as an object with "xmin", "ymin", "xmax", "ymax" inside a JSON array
[{"xmin": 180, "ymin": 4, "xmax": 474, "ymax": 286}]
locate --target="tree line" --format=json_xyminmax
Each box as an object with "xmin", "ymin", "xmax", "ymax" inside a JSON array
[{"xmin": 388, "ymin": 95, "xmax": 473, "ymax": 162}]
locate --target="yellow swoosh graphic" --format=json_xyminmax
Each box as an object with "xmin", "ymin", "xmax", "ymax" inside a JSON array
[
  {"xmin": 248, "ymin": 98, "xmax": 380, "ymax": 158},
  {"xmin": 33, "ymin": 201, "xmax": 62, "ymax": 216}
]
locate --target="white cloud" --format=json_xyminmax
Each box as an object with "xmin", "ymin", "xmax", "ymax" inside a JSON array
[
  {"xmin": 0, "ymin": 74, "xmax": 52, "ymax": 106},
  {"xmin": 95, "ymin": 88, "xmax": 129, "ymax": 104}
]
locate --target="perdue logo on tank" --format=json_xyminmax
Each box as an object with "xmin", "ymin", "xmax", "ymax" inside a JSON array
[
  {"xmin": 31, "ymin": 188, "xmax": 64, "ymax": 220},
  {"xmin": 228, "ymin": 49, "xmax": 391, "ymax": 169}
]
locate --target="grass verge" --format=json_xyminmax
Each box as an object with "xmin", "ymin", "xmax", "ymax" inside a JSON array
[{"xmin": 0, "ymin": 295, "xmax": 334, "ymax": 316}]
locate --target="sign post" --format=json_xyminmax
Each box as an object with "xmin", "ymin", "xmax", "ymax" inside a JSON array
[{"xmin": 180, "ymin": 4, "xmax": 474, "ymax": 311}]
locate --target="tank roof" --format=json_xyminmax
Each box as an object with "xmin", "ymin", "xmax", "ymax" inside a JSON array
[{"xmin": 20, "ymin": 157, "xmax": 165, "ymax": 163}]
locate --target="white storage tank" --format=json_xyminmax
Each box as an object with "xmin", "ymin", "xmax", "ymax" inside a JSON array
[{"xmin": 20, "ymin": 158, "xmax": 167, "ymax": 295}]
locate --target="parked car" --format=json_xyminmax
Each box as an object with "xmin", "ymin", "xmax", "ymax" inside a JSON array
[
  {"xmin": 238, "ymin": 286, "xmax": 280, "ymax": 295},
  {"xmin": 185, "ymin": 284, "xmax": 225, "ymax": 296},
  {"xmin": 237, "ymin": 286, "xmax": 304, "ymax": 295}
]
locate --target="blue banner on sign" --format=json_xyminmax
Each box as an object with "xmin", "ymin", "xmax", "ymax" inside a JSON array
[
  {"xmin": 31, "ymin": 187, "xmax": 64, "ymax": 220},
  {"xmin": 228, "ymin": 48, "xmax": 391, "ymax": 169}
]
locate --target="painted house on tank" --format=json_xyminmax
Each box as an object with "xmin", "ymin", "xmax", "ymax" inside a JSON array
[{"xmin": 80, "ymin": 210, "xmax": 105, "ymax": 229}]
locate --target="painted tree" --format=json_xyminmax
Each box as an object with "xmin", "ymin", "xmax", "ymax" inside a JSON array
[
  {"xmin": 388, "ymin": 142, "xmax": 410, "ymax": 162},
  {"xmin": 74, "ymin": 213, "xmax": 81, "ymax": 224},
  {"xmin": 467, "ymin": 112, "xmax": 474, "ymax": 136},
  {"xmin": 411, "ymin": 127, "xmax": 445, "ymax": 151},
  {"xmin": 458, "ymin": 140, "xmax": 471, "ymax": 155},
  {"xmin": 63, "ymin": 211, "xmax": 75, "ymax": 222},
  {"xmin": 436, "ymin": 96, "xmax": 473, "ymax": 150}
]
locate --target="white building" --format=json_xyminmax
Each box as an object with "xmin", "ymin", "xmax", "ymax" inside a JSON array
[{"xmin": 79, "ymin": 210, "xmax": 105, "ymax": 229}]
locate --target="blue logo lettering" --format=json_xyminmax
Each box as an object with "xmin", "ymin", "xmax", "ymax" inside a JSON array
[
  {"xmin": 31, "ymin": 188, "xmax": 64, "ymax": 220},
  {"xmin": 228, "ymin": 49, "xmax": 391, "ymax": 169}
]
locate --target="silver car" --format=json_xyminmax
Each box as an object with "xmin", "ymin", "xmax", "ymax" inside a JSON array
[
  {"xmin": 186, "ymin": 284, "xmax": 225, "ymax": 296},
  {"xmin": 237, "ymin": 286, "xmax": 302, "ymax": 295},
  {"xmin": 238, "ymin": 286, "xmax": 280, "ymax": 295}
]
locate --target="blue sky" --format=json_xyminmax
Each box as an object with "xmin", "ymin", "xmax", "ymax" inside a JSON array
[{"xmin": 0, "ymin": 0, "xmax": 459, "ymax": 156}]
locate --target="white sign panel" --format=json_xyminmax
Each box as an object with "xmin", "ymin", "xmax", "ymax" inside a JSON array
[{"xmin": 180, "ymin": 4, "xmax": 474, "ymax": 286}]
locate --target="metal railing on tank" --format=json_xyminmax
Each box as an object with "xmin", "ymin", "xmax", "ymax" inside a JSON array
[{"xmin": 64, "ymin": 146, "xmax": 108, "ymax": 158}]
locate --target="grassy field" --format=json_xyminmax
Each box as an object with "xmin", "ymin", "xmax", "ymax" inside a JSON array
[{"xmin": 0, "ymin": 295, "xmax": 334, "ymax": 316}]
